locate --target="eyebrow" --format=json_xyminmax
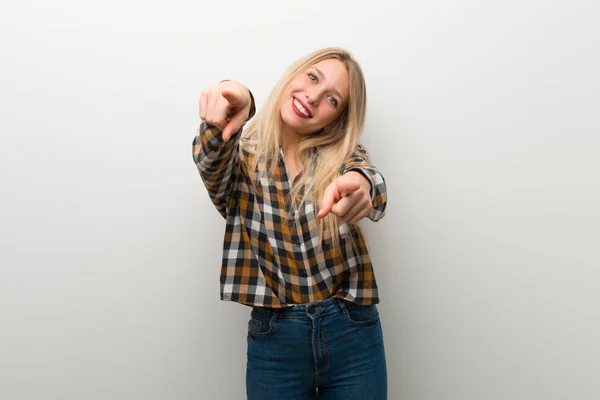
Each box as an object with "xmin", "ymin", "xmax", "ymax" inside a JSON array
[{"xmin": 312, "ymin": 67, "xmax": 344, "ymax": 101}]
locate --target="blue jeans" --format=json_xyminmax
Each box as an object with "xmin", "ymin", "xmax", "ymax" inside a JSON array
[{"xmin": 246, "ymin": 297, "xmax": 387, "ymax": 399}]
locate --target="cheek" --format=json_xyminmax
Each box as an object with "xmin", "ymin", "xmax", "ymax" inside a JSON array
[
  {"xmin": 280, "ymin": 90, "xmax": 290, "ymax": 106},
  {"xmin": 279, "ymin": 92, "xmax": 292, "ymax": 112},
  {"xmin": 285, "ymin": 80, "xmax": 303, "ymax": 96},
  {"xmin": 321, "ymin": 108, "xmax": 342, "ymax": 125}
]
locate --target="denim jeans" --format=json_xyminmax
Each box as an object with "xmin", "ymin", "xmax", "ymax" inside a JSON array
[{"xmin": 246, "ymin": 297, "xmax": 387, "ymax": 399}]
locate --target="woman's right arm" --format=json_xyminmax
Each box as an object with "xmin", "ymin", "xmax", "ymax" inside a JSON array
[{"xmin": 192, "ymin": 81, "xmax": 255, "ymax": 218}]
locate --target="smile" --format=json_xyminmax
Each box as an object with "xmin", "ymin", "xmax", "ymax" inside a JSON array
[{"xmin": 292, "ymin": 97, "xmax": 312, "ymax": 118}]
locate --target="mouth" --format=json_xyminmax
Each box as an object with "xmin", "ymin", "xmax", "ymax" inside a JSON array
[{"xmin": 292, "ymin": 97, "xmax": 312, "ymax": 118}]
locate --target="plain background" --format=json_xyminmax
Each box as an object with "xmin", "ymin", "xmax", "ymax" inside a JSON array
[{"xmin": 1, "ymin": 0, "xmax": 598, "ymax": 399}]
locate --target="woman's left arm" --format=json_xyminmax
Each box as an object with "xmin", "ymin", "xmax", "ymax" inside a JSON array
[
  {"xmin": 340, "ymin": 144, "xmax": 387, "ymax": 222},
  {"xmin": 317, "ymin": 144, "xmax": 387, "ymax": 223}
]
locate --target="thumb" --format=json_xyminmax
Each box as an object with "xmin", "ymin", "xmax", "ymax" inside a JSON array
[
  {"xmin": 334, "ymin": 179, "xmax": 361, "ymax": 195},
  {"xmin": 317, "ymin": 185, "xmax": 338, "ymax": 219}
]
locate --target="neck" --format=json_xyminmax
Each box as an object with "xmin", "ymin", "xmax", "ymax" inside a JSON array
[{"xmin": 280, "ymin": 126, "xmax": 302, "ymax": 157}]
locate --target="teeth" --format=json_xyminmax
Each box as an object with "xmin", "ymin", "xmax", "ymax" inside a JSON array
[{"xmin": 293, "ymin": 98, "xmax": 310, "ymax": 117}]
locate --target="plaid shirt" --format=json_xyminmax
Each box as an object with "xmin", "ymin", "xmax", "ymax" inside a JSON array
[{"xmin": 192, "ymin": 110, "xmax": 387, "ymax": 308}]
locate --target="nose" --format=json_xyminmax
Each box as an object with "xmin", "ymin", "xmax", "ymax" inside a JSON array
[{"xmin": 305, "ymin": 90, "xmax": 319, "ymax": 106}]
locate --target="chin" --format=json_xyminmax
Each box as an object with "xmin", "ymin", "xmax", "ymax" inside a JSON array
[{"xmin": 280, "ymin": 110, "xmax": 322, "ymax": 136}]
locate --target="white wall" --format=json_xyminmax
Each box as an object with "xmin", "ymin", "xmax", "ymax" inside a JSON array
[{"xmin": 1, "ymin": 1, "xmax": 598, "ymax": 399}]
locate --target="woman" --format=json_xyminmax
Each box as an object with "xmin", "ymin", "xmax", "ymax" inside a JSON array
[{"xmin": 193, "ymin": 47, "xmax": 388, "ymax": 399}]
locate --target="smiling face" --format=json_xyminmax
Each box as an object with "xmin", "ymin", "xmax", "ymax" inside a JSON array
[{"xmin": 279, "ymin": 58, "xmax": 350, "ymax": 136}]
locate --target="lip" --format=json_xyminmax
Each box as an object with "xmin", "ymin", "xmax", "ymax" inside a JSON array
[{"xmin": 292, "ymin": 96, "xmax": 312, "ymax": 118}]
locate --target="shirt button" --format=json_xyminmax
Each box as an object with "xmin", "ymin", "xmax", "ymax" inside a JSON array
[
  {"xmin": 301, "ymin": 270, "xmax": 307, "ymax": 277},
  {"xmin": 296, "ymin": 241, "xmax": 301, "ymax": 248}
]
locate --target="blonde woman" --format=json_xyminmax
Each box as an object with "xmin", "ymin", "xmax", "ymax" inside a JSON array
[{"xmin": 193, "ymin": 48, "xmax": 388, "ymax": 399}]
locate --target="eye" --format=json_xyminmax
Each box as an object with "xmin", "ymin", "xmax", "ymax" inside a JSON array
[
  {"xmin": 308, "ymin": 73, "xmax": 318, "ymax": 83},
  {"xmin": 328, "ymin": 95, "xmax": 338, "ymax": 108}
]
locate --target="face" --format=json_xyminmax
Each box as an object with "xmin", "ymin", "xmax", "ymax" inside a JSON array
[{"xmin": 279, "ymin": 58, "xmax": 350, "ymax": 136}]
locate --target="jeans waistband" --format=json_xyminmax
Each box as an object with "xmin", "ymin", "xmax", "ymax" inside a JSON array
[{"xmin": 252, "ymin": 297, "xmax": 347, "ymax": 319}]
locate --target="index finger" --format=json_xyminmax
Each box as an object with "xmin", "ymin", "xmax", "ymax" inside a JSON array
[
  {"xmin": 221, "ymin": 89, "xmax": 246, "ymax": 109},
  {"xmin": 317, "ymin": 185, "xmax": 337, "ymax": 219}
]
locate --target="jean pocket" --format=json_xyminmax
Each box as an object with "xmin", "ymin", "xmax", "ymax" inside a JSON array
[
  {"xmin": 341, "ymin": 301, "xmax": 380, "ymax": 326},
  {"xmin": 247, "ymin": 308, "xmax": 276, "ymax": 337}
]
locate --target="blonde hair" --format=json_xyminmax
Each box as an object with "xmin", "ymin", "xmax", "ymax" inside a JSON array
[{"xmin": 240, "ymin": 47, "xmax": 367, "ymax": 247}]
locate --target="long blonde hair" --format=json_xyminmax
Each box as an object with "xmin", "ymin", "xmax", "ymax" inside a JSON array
[{"xmin": 240, "ymin": 47, "xmax": 367, "ymax": 247}]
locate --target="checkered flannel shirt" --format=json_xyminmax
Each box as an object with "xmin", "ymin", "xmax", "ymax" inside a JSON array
[{"xmin": 192, "ymin": 103, "xmax": 387, "ymax": 308}]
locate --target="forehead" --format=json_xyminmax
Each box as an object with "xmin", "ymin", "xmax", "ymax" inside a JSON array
[{"xmin": 308, "ymin": 58, "xmax": 350, "ymax": 100}]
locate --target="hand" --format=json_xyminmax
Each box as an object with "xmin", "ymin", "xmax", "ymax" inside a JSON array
[
  {"xmin": 199, "ymin": 81, "xmax": 252, "ymax": 142},
  {"xmin": 317, "ymin": 171, "xmax": 373, "ymax": 224}
]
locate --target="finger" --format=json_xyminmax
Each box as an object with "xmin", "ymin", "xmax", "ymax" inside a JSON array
[
  {"xmin": 344, "ymin": 197, "xmax": 370, "ymax": 224},
  {"xmin": 220, "ymin": 89, "xmax": 244, "ymax": 108},
  {"xmin": 199, "ymin": 92, "xmax": 208, "ymax": 120},
  {"xmin": 204, "ymin": 92, "xmax": 218, "ymax": 125},
  {"xmin": 348, "ymin": 207, "xmax": 372, "ymax": 224},
  {"xmin": 346, "ymin": 191, "xmax": 372, "ymax": 223},
  {"xmin": 215, "ymin": 95, "xmax": 231, "ymax": 128},
  {"xmin": 317, "ymin": 185, "xmax": 339, "ymax": 219},
  {"xmin": 221, "ymin": 88, "xmax": 251, "ymax": 138},
  {"xmin": 207, "ymin": 95, "xmax": 229, "ymax": 131},
  {"xmin": 331, "ymin": 194, "xmax": 356, "ymax": 218},
  {"xmin": 222, "ymin": 106, "xmax": 246, "ymax": 142}
]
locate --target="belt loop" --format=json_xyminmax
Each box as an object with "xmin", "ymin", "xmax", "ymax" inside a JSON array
[
  {"xmin": 270, "ymin": 309, "xmax": 279, "ymax": 325},
  {"xmin": 336, "ymin": 298, "xmax": 349, "ymax": 315}
]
